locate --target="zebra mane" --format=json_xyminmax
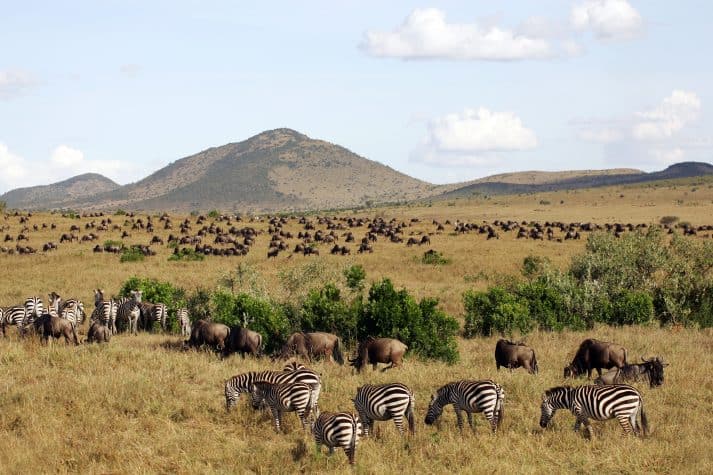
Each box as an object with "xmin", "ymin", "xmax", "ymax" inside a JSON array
[{"xmin": 544, "ymin": 386, "xmax": 574, "ymax": 397}]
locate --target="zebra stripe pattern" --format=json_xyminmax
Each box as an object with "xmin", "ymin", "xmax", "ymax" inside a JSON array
[
  {"xmin": 539, "ymin": 384, "xmax": 648, "ymax": 438},
  {"xmin": 352, "ymin": 383, "xmax": 415, "ymax": 437},
  {"xmin": 61, "ymin": 299, "xmax": 85, "ymax": 326},
  {"xmin": 283, "ymin": 361, "xmax": 306, "ymax": 372},
  {"xmin": 312, "ymin": 412, "xmax": 362, "ymax": 465},
  {"xmin": 140, "ymin": 302, "xmax": 167, "ymax": 331},
  {"xmin": 60, "ymin": 302, "xmax": 82, "ymax": 329},
  {"xmin": 425, "ymin": 380, "xmax": 504, "ymax": 433},
  {"xmin": 251, "ymin": 381, "xmax": 313, "ymax": 432},
  {"xmin": 177, "ymin": 308, "xmax": 190, "ymax": 337},
  {"xmin": 1, "ymin": 305, "xmax": 26, "ymax": 336},
  {"xmin": 116, "ymin": 290, "xmax": 142, "ymax": 335},
  {"xmin": 92, "ymin": 290, "xmax": 118, "ymax": 334},
  {"xmin": 22, "ymin": 296, "xmax": 44, "ymax": 330},
  {"xmin": 49, "ymin": 293, "xmax": 86, "ymax": 327},
  {"xmin": 225, "ymin": 368, "xmax": 321, "ymax": 415}
]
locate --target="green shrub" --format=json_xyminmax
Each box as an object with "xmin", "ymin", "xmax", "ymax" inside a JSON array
[
  {"xmin": 609, "ymin": 290, "xmax": 654, "ymax": 326},
  {"xmin": 300, "ymin": 283, "xmax": 357, "ymax": 342},
  {"xmin": 120, "ymin": 247, "xmax": 145, "ymax": 263},
  {"xmin": 119, "ymin": 277, "xmax": 186, "ymax": 331},
  {"xmin": 114, "ymin": 209, "xmax": 127, "ymax": 216},
  {"xmin": 343, "ymin": 264, "xmax": 366, "ymax": 292},
  {"xmin": 207, "ymin": 209, "xmax": 220, "ymax": 218},
  {"xmin": 660, "ymin": 215, "xmax": 679, "ymax": 225},
  {"xmin": 360, "ymin": 278, "xmax": 459, "ymax": 363},
  {"xmin": 104, "ymin": 240, "xmax": 123, "ymax": 248},
  {"xmin": 168, "ymin": 248, "xmax": 205, "ymax": 261},
  {"xmin": 463, "ymin": 287, "xmax": 532, "ymax": 337},
  {"xmin": 420, "ymin": 250, "xmax": 451, "ymax": 265}
]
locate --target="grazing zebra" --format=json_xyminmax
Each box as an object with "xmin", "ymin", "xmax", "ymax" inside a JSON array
[
  {"xmin": 424, "ymin": 380, "xmax": 504, "ymax": 433},
  {"xmin": 251, "ymin": 381, "xmax": 312, "ymax": 432},
  {"xmin": 312, "ymin": 412, "xmax": 362, "ymax": 465},
  {"xmin": 116, "ymin": 290, "xmax": 142, "ymax": 335},
  {"xmin": 225, "ymin": 368, "xmax": 321, "ymax": 415},
  {"xmin": 21, "ymin": 296, "xmax": 44, "ymax": 331},
  {"xmin": 1, "ymin": 306, "xmax": 26, "ymax": 336},
  {"xmin": 92, "ymin": 289, "xmax": 117, "ymax": 334},
  {"xmin": 177, "ymin": 308, "xmax": 190, "ymax": 337},
  {"xmin": 539, "ymin": 384, "xmax": 648, "ymax": 438},
  {"xmin": 352, "ymin": 383, "xmax": 415, "ymax": 437}
]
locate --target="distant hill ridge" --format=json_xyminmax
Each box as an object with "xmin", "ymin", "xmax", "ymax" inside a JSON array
[{"xmin": 1, "ymin": 128, "xmax": 711, "ymax": 211}]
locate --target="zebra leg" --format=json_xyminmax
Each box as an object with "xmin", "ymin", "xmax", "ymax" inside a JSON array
[
  {"xmin": 617, "ymin": 414, "xmax": 634, "ymax": 435},
  {"xmin": 454, "ymin": 408, "xmax": 464, "ymax": 432},
  {"xmin": 271, "ymin": 408, "xmax": 283, "ymax": 433},
  {"xmin": 392, "ymin": 414, "xmax": 405, "ymax": 435},
  {"xmin": 328, "ymin": 447, "xmax": 335, "ymax": 455},
  {"xmin": 466, "ymin": 411, "xmax": 475, "ymax": 432}
]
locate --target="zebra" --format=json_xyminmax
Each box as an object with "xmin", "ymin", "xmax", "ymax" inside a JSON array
[
  {"xmin": 116, "ymin": 290, "xmax": 142, "ymax": 335},
  {"xmin": 139, "ymin": 302, "xmax": 167, "ymax": 331},
  {"xmin": 48, "ymin": 292, "xmax": 86, "ymax": 327},
  {"xmin": 59, "ymin": 302, "xmax": 82, "ymax": 329},
  {"xmin": 539, "ymin": 384, "xmax": 649, "ymax": 438},
  {"xmin": 91, "ymin": 289, "xmax": 117, "ymax": 334},
  {"xmin": 21, "ymin": 296, "xmax": 44, "ymax": 332},
  {"xmin": 1, "ymin": 305, "xmax": 26, "ymax": 336},
  {"xmin": 225, "ymin": 368, "xmax": 321, "ymax": 416},
  {"xmin": 177, "ymin": 307, "xmax": 190, "ymax": 337},
  {"xmin": 312, "ymin": 412, "xmax": 362, "ymax": 465},
  {"xmin": 283, "ymin": 361, "xmax": 306, "ymax": 372},
  {"xmin": 251, "ymin": 381, "xmax": 313, "ymax": 432},
  {"xmin": 424, "ymin": 380, "xmax": 504, "ymax": 433},
  {"xmin": 352, "ymin": 383, "xmax": 415, "ymax": 437}
]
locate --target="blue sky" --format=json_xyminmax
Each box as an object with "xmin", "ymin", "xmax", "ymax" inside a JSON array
[{"xmin": 1, "ymin": 0, "xmax": 711, "ymax": 192}]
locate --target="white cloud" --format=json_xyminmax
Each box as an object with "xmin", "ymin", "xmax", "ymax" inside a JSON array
[
  {"xmin": 571, "ymin": 0, "xmax": 643, "ymax": 40},
  {"xmin": 649, "ymin": 147, "xmax": 685, "ymax": 165},
  {"xmin": 0, "ymin": 70, "xmax": 37, "ymax": 100},
  {"xmin": 0, "ymin": 143, "xmax": 28, "ymax": 183},
  {"xmin": 413, "ymin": 108, "xmax": 537, "ymax": 167},
  {"xmin": 51, "ymin": 145, "xmax": 85, "ymax": 167},
  {"xmin": 632, "ymin": 90, "xmax": 701, "ymax": 141},
  {"xmin": 362, "ymin": 8, "xmax": 552, "ymax": 61}
]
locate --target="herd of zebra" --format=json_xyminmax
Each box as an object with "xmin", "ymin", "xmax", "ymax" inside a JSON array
[
  {"xmin": 223, "ymin": 350, "xmax": 652, "ymax": 465},
  {"xmin": 0, "ymin": 291, "xmax": 191, "ymax": 341}
]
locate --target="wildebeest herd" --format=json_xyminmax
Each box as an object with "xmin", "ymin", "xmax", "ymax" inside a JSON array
[
  {"xmin": 0, "ymin": 289, "xmax": 668, "ymax": 466},
  {"xmin": 1, "ymin": 209, "xmax": 710, "ymax": 259}
]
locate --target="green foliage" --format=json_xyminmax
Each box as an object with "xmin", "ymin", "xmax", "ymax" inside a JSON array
[
  {"xmin": 660, "ymin": 215, "xmax": 679, "ymax": 225},
  {"xmin": 517, "ymin": 276, "xmax": 587, "ymax": 331},
  {"xmin": 420, "ymin": 250, "xmax": 451, "ymax": 265},
  {"xmin": 300, "ymin": 283, "xmax": 357, "ymax": 341},
  {"xmin": 168, "ymin": 248, "xmax": 205, "ymax": 261},
  {"xmin": 186, "ymin": 287, "xmax": 211, "ymax": 322},
  {"xmin": 522, "ymin": 255, "xmax": 550, "ymax": 278},
  {"xmin": 207, "ymin": 209, "xmax": 220, "ymax": 218},
  {"xmin": 463, "ymin": 287, "xmax": 532, "ymax": 338},
  {"xmin": 103, "ymin": 240, "xmax": 123, "ymax": 248},
  {"xmin": 119, "ymin": 277, "xmax": 186, "ymax": 331},
  {"xmin": 120, "ymin": 247, "xmax": 145, "ymax": 263},
  {"xmin": 343, "ymin": 264, "xmax": 366, "ymax": 292},
  {"xmin": 360, "ymin": 278, "xmax": 459, "ymax": 364},
  {"xmin": 114, "ymin": 209, "xmax": 127, "ymax": 216},
  {"xmin": 609, "ymin": 290, "xmax": 654, "ymax": 326}
]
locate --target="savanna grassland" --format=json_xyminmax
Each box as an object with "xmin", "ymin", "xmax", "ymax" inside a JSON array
[{"xmin": 1, "ymin": 176, "xmax": 713, "ymax": 474}]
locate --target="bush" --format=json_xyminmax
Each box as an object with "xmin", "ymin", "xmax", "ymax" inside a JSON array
[
  {"xmin": 300, "ymin": 283, "xmax": 357, "ymax": 342},
  {"xmin": 114, "ymin": 209, "xmax": 127, "ymax": 216},
  {"xmin": 660, "ymin": 215, "xmax": 679, "ymax": 225},
  {"xmin": 609, "ymin": 290, "xmax": 654, "ymax": 326},
  {"xmin": 343, "ymin": 264, "xmax": 366, "ymax": 292},
  {"xmin": 420, "ymin": 250, "xmax": 451, "ymax": 265},
  {"xmin": 120, "ymin": 247, "xmax": 144, "ymax": 263},
  {"xmin": 168, "ymin": 248, "xmax": 205, "ymax": 261},
  {"xmin": 517, "ymin": 277, "xmax": 586, "ymax": 331},
  {"xmin": 207, "ymin": 209, "xmax": 220, "ymax": 218},
  {"xmin": 463, "ymin": 287, "xmax": 532, "ymax": 338},
  {"xmin": 360, "ymin": 279, "xmax": 459, "ymax": 363},
  {"xmin": 119, "ymin": 277, "xmax": 186, "ymax": 331}
]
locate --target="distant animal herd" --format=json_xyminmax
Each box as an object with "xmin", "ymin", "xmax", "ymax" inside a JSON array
[
  {"xmin": 1, "ymin": 209, "xmax": 711, "ymax": 258},
  {"xmin": 0, "ymin": 290, "xmax": 668, "ymax": 466}
]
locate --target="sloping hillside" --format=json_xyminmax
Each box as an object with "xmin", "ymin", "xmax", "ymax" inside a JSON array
[{"xmin": 0, "ymin": 173, "xmax": 119, "ymax": 210}]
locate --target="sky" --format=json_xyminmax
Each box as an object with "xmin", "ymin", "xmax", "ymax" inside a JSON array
[{"xmin": 1, "ymin": 0, "xmax": 712, "ymax": 193}]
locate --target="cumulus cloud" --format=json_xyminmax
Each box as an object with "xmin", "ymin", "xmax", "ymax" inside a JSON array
[
  {"xmin": 0, "ymin": 143, "xmax": 28, "ymax": 182},
  {"xmin": 362, "ymin": 8, "xmax": 552, "ymax": 61},
  {"xmin": 632, "ymin": 90, "xmax": 701, "ymax": 141},
  {"xmin": 575, "ymin": 90, "xmax": 708, "ymax": 168},
  {"xmin": 571, "ymin": 0, "xmax": 643, "ymax": 40},
  {"xmin": 412, "ymin": 108, "xmax": 538, "ymax": 167},
  {"xmin": 51, "ymin": 145, "xmax": 85, "ymax": 167},
  {"xmin": 0, "ymin": 70, "xmax": 37, "ymax": 100}
]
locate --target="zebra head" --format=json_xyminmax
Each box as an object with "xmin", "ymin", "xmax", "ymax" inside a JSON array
[
  {"xmin": 250, "ymin": 382, "xmax": 271, "ymax": 410},
  {"xmin": 130, "ymin": 290, "xmax": 143, "ymax": 303},
  {"xmin": 424, "ymin": 393, "xmax": 444, "ymax": 425},
  {"xmin": 540, "ymin": 386, "xmax": 572, "ymax": 428}
]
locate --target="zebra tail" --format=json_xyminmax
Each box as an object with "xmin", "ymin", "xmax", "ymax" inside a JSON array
[
  {"xmin": 407, "ymin": 393, "xmax": 416, "ymax": 435},
  {"xmin": 496, "ymin": 387, "xmax": 505, "ymax": 430},
  {"xmin": 333, "ymin": 338, "xmax": 344, "ymax": 365},
  {"xmin": 640, "ymin": 401, "xmax": 649, "ymax": 437},
  {"xmin": 348, "ymin": 415, "xmax": 358, "ymax": 465}
]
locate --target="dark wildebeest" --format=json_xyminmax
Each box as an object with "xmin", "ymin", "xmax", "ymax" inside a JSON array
[
  {"xmin": 227, "ymin": 326, "xmax": 263, "ymax": 357},
  {"xmin": 185, "ymin": 319, "xmax": 230, "ymax": 353},
  {"xmin": 87, "ymin": 321, "xmax": 111, "ymax": 343},
  {"xmin": 564, "ymin": 338, "xmax": 628, "ymax": 379},
  {"xmin": 34, "ymin": 314, "xmax": 79, "ymax": 345},
  {"xmin": 495, "ymin": 339, "xmax": 538, "ymax": 374},
  {"xmin": 348, "ymin": 337, "xmax": 407, "ymax": 372},
  {"xmin": 594, "ymin": 356, "xmax": 667, "ymax": 388},
  {"xmin": 278, "ymin": 332, "xmax": 344, "ymax": 364}
]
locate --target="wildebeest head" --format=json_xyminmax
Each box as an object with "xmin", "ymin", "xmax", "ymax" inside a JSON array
[
  {"xmin": 643, "ymin": 356, "xmax": 667, "ymax": 387},
  {"xmin": 563, "ymin": 363, "xmax": 581, "ymax": 378}
]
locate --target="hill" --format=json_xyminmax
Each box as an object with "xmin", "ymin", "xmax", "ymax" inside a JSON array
[
  {"xmin": 0, "ymin": 173, "xmax": 119, "ymax": 210},
  {"xmin": 433, "ymin": 162, "xmax": 713, "ymax": 200},
  {"xmin": 66, "ymin": 128, "xmax": 437, "ymax": 212}
]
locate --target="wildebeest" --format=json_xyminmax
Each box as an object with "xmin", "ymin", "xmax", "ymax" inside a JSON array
[
  {"xmin": 595, "ymin": 356, "xmax": 667, "ymax": 388},
  {"xmin": 348, "ymin": 337, "xmax": 407, "ymax": 372},
  {"xmin": 87, "ymin": 321, "xmax": 111, "ymax": 343},
  {"xmin": 227, "ymin": 326, "xmax": 263, "ymax": 357},
  {"xmin": 495, "ymin": 339, "xmax": 538, "ymax": 374},
  {"xmin": 564, "ymin": 338, "xmax": 628, "ymax": 379},
  {"xmin": 185, "ymin": 319, "xmax": 230, "ymax": 353},
  {"xmin": 279, "ymin": 332, "xmax": 345, "ymax": 364},
  {"xmin": 34, "ymin": 314, "xmax": 79, "ymax": 345}
]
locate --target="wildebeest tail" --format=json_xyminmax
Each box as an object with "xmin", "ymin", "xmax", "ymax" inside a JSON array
[
  {"xmin": 407, "ymin": 392, "xmax": 416, "ymax": 434},
  {"xmin": 333, "ymin": 337, "xmax": 344, "ymax": 365},
  {"xmin": 532, "ymin": 351, "xmax": 539, "ymax": 374}
]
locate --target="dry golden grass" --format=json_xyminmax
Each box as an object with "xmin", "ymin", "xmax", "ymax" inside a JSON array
[
  {"xmin": 1, "ymin": 327, "xmax": 711, "ymax": 474},
  {"xmin": 1, "ymin": 177, "xmax": 713, "ymax": 473}
]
